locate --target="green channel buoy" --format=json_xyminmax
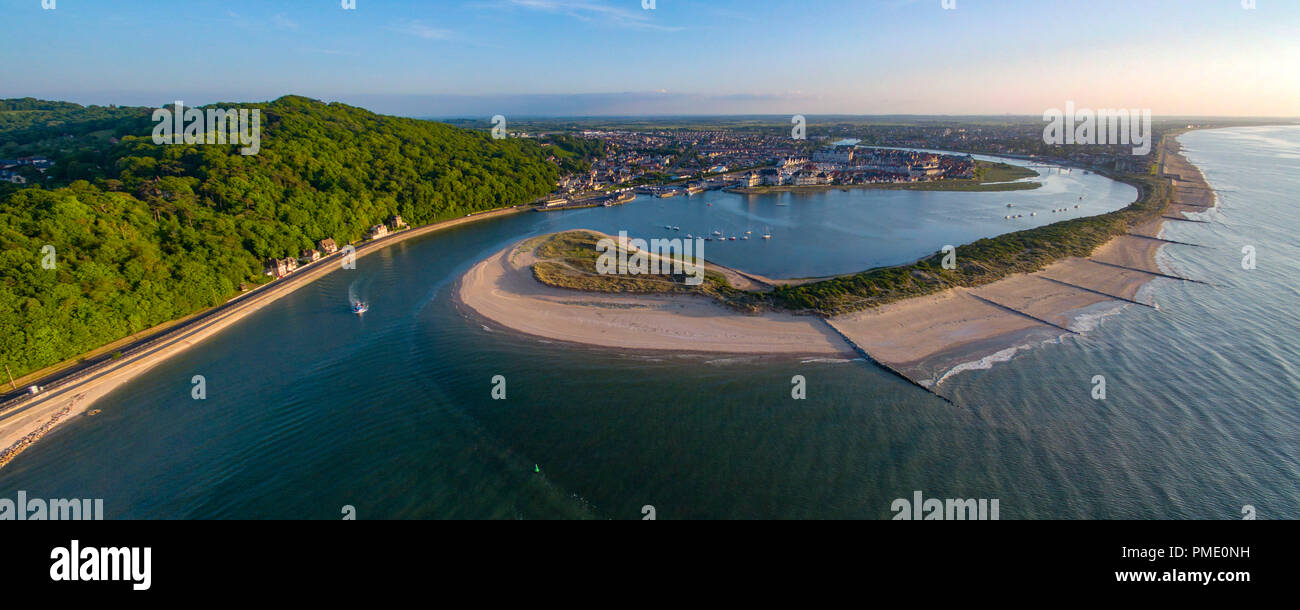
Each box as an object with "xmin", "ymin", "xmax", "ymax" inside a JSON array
[{"xmin": 534, "ymin": 464, "xmax": 540, "ymax": 473}]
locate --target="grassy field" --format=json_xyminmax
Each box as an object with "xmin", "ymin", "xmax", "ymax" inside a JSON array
[
  {"xmin": 528, "ymin": 231, "xmax": 768, "ymax": 311},
  {"xmin": 731, "ymin": 161, "xmax": 1041, "ymax": 194},
  {"xmin": 976, "ymin": 161, "xmax": 1038, "ymax": 182}
]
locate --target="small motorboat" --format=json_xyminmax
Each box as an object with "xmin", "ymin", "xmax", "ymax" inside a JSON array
[{"xmin": 352, "ymin": 302, "xmax": 369, "ymax": 315}]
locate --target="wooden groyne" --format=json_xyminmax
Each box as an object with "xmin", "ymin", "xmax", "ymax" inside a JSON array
[
  {"xmin": 1162, "ymin": 215, "xmax": 1211, "ymax": 224},
  {"xmin": 819, "ymin": 318, "xmax": 957, "ymax": 406},
  {"xmin": 967, "ymin": 294, "xmax": 1080, "ymax": 336},
  {"xmin": 1086, "ymin": 259, "xmax": 1212, "ymax": 285},
  {"xmin": 1123, "ymin": 233, "xmax": 1205, "ymax": 248},
  {"xmin": 1037, "ymin": 276, "xmax": 1158, "ymax": 310}
]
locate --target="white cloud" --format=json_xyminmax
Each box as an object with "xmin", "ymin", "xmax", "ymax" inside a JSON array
[
  {"xmin": 484, "ymin": 0, "xmax": 684, "ymax": 32},
  {"xmin": 388, "ymin": 20, "xmax": 455, "ymax": 40},
  {"xmin": 272, "ymin": 13, "xmax": 299, "ymax": 31}
]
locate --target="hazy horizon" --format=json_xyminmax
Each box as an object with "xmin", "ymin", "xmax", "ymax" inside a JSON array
[{"xmin": 3, "ymin": 0, "xmax": 1299, "ymax": 117}]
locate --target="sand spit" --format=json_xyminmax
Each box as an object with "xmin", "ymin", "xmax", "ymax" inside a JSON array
[{"xmin": 457, "ymin": 239, "xmax": 853, "ymax": 356}]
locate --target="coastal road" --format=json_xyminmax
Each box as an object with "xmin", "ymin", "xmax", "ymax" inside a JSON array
[{"xmin": 0, "ymin": 205, "xmax": 530, "ymax": 467}]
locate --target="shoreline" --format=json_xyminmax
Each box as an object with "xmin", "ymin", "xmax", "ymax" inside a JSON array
[
  {"xmin": 455, "ymin": 239, "xmax": 854, "ymax": 357},
  {"xmin": 0, "ymin": 204, "xmax": 530, "ymax": 470},
  {"xmin": 457, "ymin": 135, "xmax": 1214, "ymax": 390},
  {"xmin": 728, "ymin": 160, "xmax": 1042, "ymax": 195},
  {"xmin": 728, "ymin": 179, "xmax": 1040, "ymax": 195}
]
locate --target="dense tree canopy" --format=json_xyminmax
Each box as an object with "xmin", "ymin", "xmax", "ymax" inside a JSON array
[{"xmin": 1, "ymin": 96, "xmax": 568, "ymax": 378}]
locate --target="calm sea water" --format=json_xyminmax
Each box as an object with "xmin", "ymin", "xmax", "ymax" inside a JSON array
[{"xmin": 1, "ymin": 131, "xmax": 1296, "ymax": 519}]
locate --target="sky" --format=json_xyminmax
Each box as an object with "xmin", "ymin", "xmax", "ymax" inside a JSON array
[{"xmin": 2, "ymin": 0, "xmax": 1297, "ymax": 117}]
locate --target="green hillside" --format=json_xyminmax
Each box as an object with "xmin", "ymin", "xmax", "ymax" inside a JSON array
[{"xmin": 1, "ymin": 96, "xmax": 564, "ymax": 378}]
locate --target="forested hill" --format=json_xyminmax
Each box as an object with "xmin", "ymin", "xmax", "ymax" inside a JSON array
[
  {"xmin": 1, "ymin": 95, "xmax": 565, "ymax": 379},
  {"xmin": 0, "ymin": 98, "xmax": 151, "ymax": 150}
]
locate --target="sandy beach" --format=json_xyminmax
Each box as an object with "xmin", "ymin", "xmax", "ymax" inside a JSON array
[
  {"xmin": 457, "ymin": 239, "xmax": 852, "ymax": 356},
  {"xmin": 459, "ymin": 137, "xmax": 1213, "ymax": 389}
]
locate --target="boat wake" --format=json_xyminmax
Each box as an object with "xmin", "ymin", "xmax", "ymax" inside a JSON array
[{"xmin": 348, "ymin": 277, "xmax": 373, "ymax": 313}]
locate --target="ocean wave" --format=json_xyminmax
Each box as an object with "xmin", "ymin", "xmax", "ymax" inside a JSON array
[
  {"xmin": 1067, "ymin": 300, "xmax": 1129, "ymax": 333},
  {"xmin": 703, "ymin": 357, "xmax": 752, "ymax": 366},
  {"xmin": 933, "ymin": 343, "xmax": 1035, "ymax": 386},
  {"xmin": 1134, "ymin": 281, "xmax": 1159, "ymax": 309},
  {"xmin": 1154, "ymin": 243, "xmax": 1177, "ymax": 276}
]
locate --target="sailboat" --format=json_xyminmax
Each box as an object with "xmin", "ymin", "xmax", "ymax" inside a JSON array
[{"xmin": 762, "ymin": 227, "xmax": 772, "ymax": 240}]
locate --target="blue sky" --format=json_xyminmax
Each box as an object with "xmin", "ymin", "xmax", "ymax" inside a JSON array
[{"xmin": 2, "ymin": 0, "xmax": 1297, "ymax": 116}]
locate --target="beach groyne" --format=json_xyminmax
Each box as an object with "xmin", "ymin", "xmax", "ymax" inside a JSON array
[{"xmin": 828, "ymin": 134, "xmax": 1214, "ymax": 390}]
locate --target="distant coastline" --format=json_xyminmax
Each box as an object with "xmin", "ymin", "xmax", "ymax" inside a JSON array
[
  {"xmin": 727, "ymin": 160, "xmax": 1042, "ymax": 195},
  {"xmin": 728, "ymin": 180, "xmax": 1040, "ymax": 195}
]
